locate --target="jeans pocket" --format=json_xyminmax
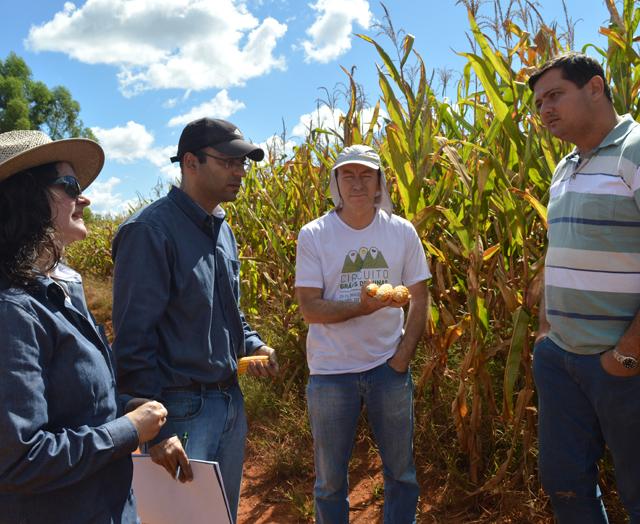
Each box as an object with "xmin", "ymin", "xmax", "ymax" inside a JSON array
[
  {"xmin": 163, "ymin": 392, "xmax": 205, "ymax": 421},
  {"xmin": 385, "ymin": 360, "xmax": 409, "ymax": 376},
  {"xmin": 532, "ymin": 335, "xmax": 548, "ymax": 351},
  {"xmin": 597, "ymin": 351, "xmax": 640, "ymax": 381}
]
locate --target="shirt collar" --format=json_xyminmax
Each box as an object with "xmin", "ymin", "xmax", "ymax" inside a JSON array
[
  {"xmin": 0, "ymin": 274, "xmax": 67, "ymax": 307},
  {"xmin": 25, "ymin": 275, "xmax": 67, "ymax": 306},
  {"xmin": 168, "ymin": 186, "xmax": 226, "ymax": 231},
  {"xmin": 51, "ymin": 262, "xmax": 82, "ymax": 283},
  {"xmin": 569, "ymin": 114, "xmax": 638, "ymax": 159}
]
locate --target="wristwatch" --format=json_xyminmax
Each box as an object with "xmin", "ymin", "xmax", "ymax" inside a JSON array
[{"xmin": 612, "ymin": 348, "xmax": 639, "ymax": 369}]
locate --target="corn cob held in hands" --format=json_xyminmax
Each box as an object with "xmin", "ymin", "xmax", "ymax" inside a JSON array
[
  {"xmin": 365, "ymin": 283, "xmax": 411, "ymax": 303},
  {"xmin": 237, "ymin": 355, "xmax": 270, "ymax": 375},
  {"xmin": 391, "ymin": 285, "xmax": 410, "ymax": 302}
]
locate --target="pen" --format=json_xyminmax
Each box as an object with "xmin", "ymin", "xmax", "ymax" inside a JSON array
[{"xmin": 175, "ymin": 431, "xmax": 189, "ymax": 480}]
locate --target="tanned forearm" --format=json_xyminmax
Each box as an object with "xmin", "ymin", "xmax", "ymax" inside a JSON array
[
  {"xmin": 389, "ymin": 281, "xmax": 429, "ymax": 369},
  {"xmin": 600, "ymin": 296, "xmax": 640, "ymax": 377},
  {"xmin": 299, "ymin": 296, "xmax": 368, "ymax": 324},
  {"xmin": 615, "ymin": 309, "xmax": 640, "ymax": 357},
  {"xmin": 296, "ymin": 285, "xmax": 390, "ymax": 324}
]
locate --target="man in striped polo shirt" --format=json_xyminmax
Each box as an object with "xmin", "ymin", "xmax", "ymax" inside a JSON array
[{"xmin": 529, "ymin": 53, "xmax": 640, "ymax": 523}]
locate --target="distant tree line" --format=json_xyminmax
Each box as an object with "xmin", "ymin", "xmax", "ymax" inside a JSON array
[{"xmin": 0, "ymin": 52, "xmax": 95, "ymax": 139}]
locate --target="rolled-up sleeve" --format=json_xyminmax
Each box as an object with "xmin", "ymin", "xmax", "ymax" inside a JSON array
[{"xmin": 0, "ymin": 303, "xmax": 138, "ymax": 494}]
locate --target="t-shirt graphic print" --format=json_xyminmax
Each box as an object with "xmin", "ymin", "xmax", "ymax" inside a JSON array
[{"xmin": 339, "ymin": 246, "xmax": 389, "ymax": 301}]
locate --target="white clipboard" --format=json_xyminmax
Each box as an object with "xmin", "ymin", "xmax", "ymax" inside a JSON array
[{"xmin": 132, "ymin": 454, "xmax": 232, "ymax": 524}]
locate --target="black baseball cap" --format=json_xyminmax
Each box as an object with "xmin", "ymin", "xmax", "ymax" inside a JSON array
[{"xmin": 170, "ymin": 117, "xmax": 264, "ymax": 163}]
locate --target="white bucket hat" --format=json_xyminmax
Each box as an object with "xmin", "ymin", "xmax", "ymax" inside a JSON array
[
  {"xmin": 329, "ymin": 144, "xmax": 393, "ymax": 216},
  {"xmin": 0, "ymin": 130, "xmax": 104, "ymax": 189}
]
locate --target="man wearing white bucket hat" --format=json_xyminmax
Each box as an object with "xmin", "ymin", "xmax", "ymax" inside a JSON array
[
  {"xmin": 295, "ymin": 144, "xmax": 430, "ymax": 523},
  {"xmin": 0, "ymin": 130, "xmax": 167, "ymax": 523}
]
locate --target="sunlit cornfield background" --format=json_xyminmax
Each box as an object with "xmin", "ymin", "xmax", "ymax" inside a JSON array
[{"xmin": 67, "ymin": 1, "xmax": 640, "ymax": 520}]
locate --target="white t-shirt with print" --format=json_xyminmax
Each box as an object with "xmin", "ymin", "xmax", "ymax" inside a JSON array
[{"xmin": 295, "ymin": 209, "xmax": 430, "ymax": 375}]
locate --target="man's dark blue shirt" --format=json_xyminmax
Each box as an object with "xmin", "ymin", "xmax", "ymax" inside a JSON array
[{"xmin": 112, "ymin": 186, "xmax": 264, "ymax": 419}]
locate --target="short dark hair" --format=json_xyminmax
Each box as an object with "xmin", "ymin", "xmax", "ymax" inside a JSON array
[
  {"xmin": 528, "ymin": 52, "xmax": 612, "ymax": 102},
  {"xmin": 0, "ymin": 163, "xmax": 62, "ymax": 288},
  {"xmin": 178, "ymin": 150, "xmax": 208, "ymax": 172}
]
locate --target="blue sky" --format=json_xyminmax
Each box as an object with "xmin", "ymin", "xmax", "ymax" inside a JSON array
[{"xmin": 0, "ymin": 0, "xmax": 613, "ymax": 214}]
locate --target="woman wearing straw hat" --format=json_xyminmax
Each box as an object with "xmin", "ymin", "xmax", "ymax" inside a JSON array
[{"xmin": 0, "ymin": 130, "xmax": 168, "ymax": 523}]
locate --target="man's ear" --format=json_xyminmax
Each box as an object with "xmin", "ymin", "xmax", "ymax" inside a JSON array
[
  {"xmin": 182, "ymin": 152, "xmax": 199, "ymax": 171},
  {"xmin": 587, "ymin": 75, "xmax": 606, "ymax": 101}
]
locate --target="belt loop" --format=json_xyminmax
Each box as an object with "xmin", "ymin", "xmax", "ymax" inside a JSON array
[{"xmin": 200, "ymin": 383, "xmax": 206, "ymax": 396}]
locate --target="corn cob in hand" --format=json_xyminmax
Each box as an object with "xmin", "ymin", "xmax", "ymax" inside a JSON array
[{"xmin": 237, "ymin": 355, "xmax": 270, "ymax": 375}]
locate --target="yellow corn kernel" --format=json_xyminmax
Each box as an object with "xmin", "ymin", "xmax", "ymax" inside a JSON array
[
  {"xmin": 392, "ymin": 285, "xmax": 410, "ymax": 303},
  {"xmin": 237, "ymin": 355, "xmax": 269, "ymax": 375},
  {"xmin": 365, "ymin": 282, "xmax": 379, "ymax": 297},
  {"xmin": 376, "ymin": 283, "xmax": 393, "ymax": 301}
]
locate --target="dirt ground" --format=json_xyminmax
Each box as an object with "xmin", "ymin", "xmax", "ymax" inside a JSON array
[
  {"xmin": 237, "ymin": 440, "xmax": 554, "ymax": 524},
  {"xmin": 237, "ymin": 443, "xmax": 387, "ymax": 524}
]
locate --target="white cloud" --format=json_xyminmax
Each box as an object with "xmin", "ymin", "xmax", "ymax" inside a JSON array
[
  {"xmin": 292, "ymin": 105, "xmax": 343, "ymax": 137},
  {"xmin": 91, "ymin": 122, "xmax": 179, "ymax": 181},
  {"xmin": 168, "ymin": 90, "xmax": 245, "ymax": 127},
  {"xmin": 258, "ymin": 134, "xmax": 296, "ymax": 160},
  {"xmin": 145, "ymin": 144, "xmax": 175, "ymax": 168},
  {"xmin": 83, "ymin": 121, "xmax": 181, "ymax": 212},
  {"xmin": 91, "ymin": 121, "xmax": 155, "ymax": 163},
  {"xmin": 360, "ymin": 106, "xmax": 387, "ymax": 132},
  {"xmin": 159, "ymin": 163, "xmax": 182, "ymax": 182},
  {"xmin": 84, "ymin": 176, "xmax": 134, "ymax": 215},
  {"xmin": 26, "ymin": 0, "xmax": 287, "ymax": 96},
  {"xmin": 163, "ymin": 98, "xmax": 179, "ymax": 109},
  {"xmin": 147, "ymin": 144, "xmax": 181, "ymax": 182},
  {"xmin": 301, "ymin": 0, "xmax": 372, "ymax": 63},
  {"xmin": 292, "ymin": 105, "xmax": 387, "ymax": 139},
  {"xmin": 162, "ymin": 90, "xmax": 192, "ymax": 109}
]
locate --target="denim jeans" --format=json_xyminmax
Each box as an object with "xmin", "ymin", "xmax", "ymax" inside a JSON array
[
  {"xmin": 533, "ymin": 336, "xmax": 640, "ymax": 524},
  {"xmin": 160, "ymin": 384, "xmax": 247, "ymax": 523},
  {"xmin": 306, "ymin": 362, "xmax": 419, "ymax": 524}
]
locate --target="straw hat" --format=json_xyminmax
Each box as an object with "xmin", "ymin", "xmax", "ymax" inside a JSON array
[{"xmin": 0, "ymin": 130, "xmax": 104, "ymax": 189}]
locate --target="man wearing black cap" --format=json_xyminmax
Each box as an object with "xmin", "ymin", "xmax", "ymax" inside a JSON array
[{"xmin": 111, "ymin": 118, "xmax": 278, "ymax": 521}]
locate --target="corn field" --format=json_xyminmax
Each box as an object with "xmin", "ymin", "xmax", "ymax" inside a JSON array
[{"xmin": 68, "ymin": 0, "xmax": 640, "ymax": 517}]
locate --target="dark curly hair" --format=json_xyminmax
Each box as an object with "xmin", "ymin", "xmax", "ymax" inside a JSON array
[{"xmin": 0, "ymin": 163, "xmax": 62, "ymax": 288}]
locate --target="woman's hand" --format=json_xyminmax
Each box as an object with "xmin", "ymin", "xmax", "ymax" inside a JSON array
[{"xmin": 125, "ymin": 400, "xmax": 167, "ymax": 444}]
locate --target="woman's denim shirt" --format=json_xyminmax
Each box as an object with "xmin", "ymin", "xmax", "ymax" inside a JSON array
[{"xmin": 0, "ymin": 276, "xmax": 139, "ymax": 523}]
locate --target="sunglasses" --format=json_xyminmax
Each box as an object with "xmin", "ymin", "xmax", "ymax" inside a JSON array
[{"xmin": 50, "ymin": 175, "xmax": 82, "ymax": 199}]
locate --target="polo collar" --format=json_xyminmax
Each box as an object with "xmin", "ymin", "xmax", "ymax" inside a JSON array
[
  {"xmin": 570, "ymin": 114, "xmax": 638, "ymax": 158},
  {"xmin": 599, "ymin": 114, "xmax": 637, "ymax": 148}
]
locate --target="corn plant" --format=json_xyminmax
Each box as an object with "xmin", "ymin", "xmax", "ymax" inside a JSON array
[{"xmin": 67, "ymin": 1, "xmax": 640, "ymax": 516}]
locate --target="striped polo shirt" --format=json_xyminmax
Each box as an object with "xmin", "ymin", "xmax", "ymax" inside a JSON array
[{"xmin": 545, "ymin": 114, "xmax": 640, "ymax": 355}]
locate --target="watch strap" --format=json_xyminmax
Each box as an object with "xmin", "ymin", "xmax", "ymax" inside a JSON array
[{"xmin": 612, "ymin": 348, "xmax": 639, "ymax": 369}]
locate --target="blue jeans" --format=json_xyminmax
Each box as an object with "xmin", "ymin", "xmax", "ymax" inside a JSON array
[
  {"xmin": 161, "ymin": 384, "xmax": 247, "ymax": 523},
  {"xmin": 533, "ymin": 337, "xmax": 640, "ymax": 524},
  {"xmin": 306, "ymin": 362, "xmax": 419, "ymax": 524}
]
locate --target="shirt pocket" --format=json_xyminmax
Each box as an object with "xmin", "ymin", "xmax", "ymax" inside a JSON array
[
  {"xmin": 218, "ymin": 251, "xmax": 240, "ymax": 301},
  {"xmin": 177, "ymin": 254, "xmax": 216, "ymax": 308}
]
